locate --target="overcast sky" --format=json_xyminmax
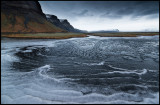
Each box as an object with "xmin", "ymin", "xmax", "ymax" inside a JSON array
[{"xmin": 39, "ymin": 1, "xmax": 159, "ymax": 32}]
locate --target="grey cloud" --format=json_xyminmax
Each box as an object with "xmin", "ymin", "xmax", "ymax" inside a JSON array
[
  {"xmin": 78, "ymin": 10, "xmax": 88, "ymax": 16},
  {"xmin": 73, "ymin": 10, "xmax": 90, "ymax": 16},
  {"xmin": 146, "ymin": 14, "xmax": 159, "ymax": 19},
  {"xmin": 39, "ymin": 1, "xmax": 159, "ymax": 19},
  {"xmin": 100, "ymin": 12, "xmax": 123, "ymax": 19},
  {"xmin": 100, "ymin": 1, "xmax": 159, "ymax": 19}
]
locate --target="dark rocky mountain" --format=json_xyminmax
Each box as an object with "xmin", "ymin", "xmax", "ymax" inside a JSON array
[
  {"xmin": 1, "ymin": 1, "xmax": 65, "ymax": 33},
  {"xmin": 46, "ymin": 14, "xmax": 87, "ymax": 33}
]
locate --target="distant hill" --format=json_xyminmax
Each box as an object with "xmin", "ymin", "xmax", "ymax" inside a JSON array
[
  {"xmin": 90, "ymin": 29, "xmax": 119, "ymax": 33},
  {"xmin": 46, "ymin": 14, "xmax": 88, "ymax": 33},
  {"xmin": 1, "ymin": 1, "xmax": 66, "ymax": 33}
]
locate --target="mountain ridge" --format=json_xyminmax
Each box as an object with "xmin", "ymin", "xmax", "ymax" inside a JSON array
[
  {"xmin": 46, "ymin": 14, "xmax": 88, "ymax": 33},
  {"xmin": 1, "ymin": 1, "xmax": 66, "ymax": 33}
]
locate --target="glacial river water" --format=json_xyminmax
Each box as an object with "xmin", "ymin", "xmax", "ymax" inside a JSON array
[{"xmin": 1, "ymin": 35, "xmax": 159, "ymax": 104}]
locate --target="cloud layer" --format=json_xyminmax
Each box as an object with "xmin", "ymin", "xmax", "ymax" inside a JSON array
[{"xmin": 39, "ymin": 1, "xmax": 159, "ymax": 32}]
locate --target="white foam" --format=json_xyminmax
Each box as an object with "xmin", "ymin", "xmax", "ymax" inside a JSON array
[
  {"xmin": 87, "ymin": 35, "xmax": 111, "ymax": 40},
  {"xmin": 2, "ymin": 87, "xmax": 159, "ymax": 104},
  {"xmin": 37, "ymin": 65, "xmax": 60, "ymax": 82},
  {"xmin": 21, "ymin": 50, "xmax": 33, "ymax": 53},
  {"xmin": 97, "ymin": 61, "xmax": 105, "ymax": 65},
  {"xmin": 38, "ymin": 65, "xmax": 51, "ymax": 78},
  {"xmin": 137, "ymin": 69, "xmax": 147, "ymax": 75},
  {"xmin": 140, "ymin": 92, "xmax": 159, "ymax": 104},
  {"xmin": 108, "ymin": 65, "xmax": 129, "ymax": 71},
  {"xmin": 1, "ymin": 47, "xmax": 19, "ymax": 64},
  {"xmin": 109, "ymin": 65, "xmax": 158, "ymax": 73},
  {"xmin": 108, "ymin": 65, "xmax": 150, "ymax": 75},
  {"xmin": 107, "ymin": 69, "xmax": 148, "ymax": 76},
  {"xmin": 82, "ymin": 61, "xmax": 105, "ymax": 66},
  {"xmin": 39, "ymin": 65, "xmax": 50, "ymax": 70},
  {"xmin": 137, "ymin": 35, "xmax": 159, "ymax": 39},
  {"xmin": 1, "ymin": 54, "xmax": 19, "ymax": 63}
]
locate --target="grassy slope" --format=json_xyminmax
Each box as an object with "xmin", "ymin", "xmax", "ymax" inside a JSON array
[
  {"xmin": 1, "ymin": 33, "xmax": 87, "ymax": 39},
  {"xmin": 1, "ymin": 12, "xmax": 65, "ymax": 33}
]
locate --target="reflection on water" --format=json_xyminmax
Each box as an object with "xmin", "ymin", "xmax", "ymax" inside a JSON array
[{"xmin": 1, "ymin": 35, "xmax": 159, "ymax": 104}]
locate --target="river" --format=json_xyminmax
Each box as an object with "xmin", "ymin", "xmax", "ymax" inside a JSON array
[{"xmin": 1, "ymin": 35, "xmax": 159, "ymax": 104}]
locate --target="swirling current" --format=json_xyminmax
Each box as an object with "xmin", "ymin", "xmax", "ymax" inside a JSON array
[{"xmin": 1, "ymin": 35, "xmax": 159, "ymax": 104}]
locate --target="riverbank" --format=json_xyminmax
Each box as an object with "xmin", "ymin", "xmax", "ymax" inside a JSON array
[
  {"xmin": 91, "ymin": 32, "xmax": 159, "ymax": 37},
  {"xmin": 1, "ymin": 33, "xmax": 87, "ymax": 39},
  {"xmin": 1, "ymin": 32, "xmax": 159, "ymax": 39}
]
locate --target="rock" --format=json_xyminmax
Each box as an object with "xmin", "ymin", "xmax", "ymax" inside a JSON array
[
  {"xmin": 46, "ymin": 14, "xmax": 88, "ymax": 33},
  {"xmin": 1, "ymin": 1, "xmax": 65, "ymax": 33}
]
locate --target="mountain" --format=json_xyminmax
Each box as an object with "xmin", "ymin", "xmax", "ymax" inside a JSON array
[
  {"xmin": 46, "ymin": 14, "xmax": 87, "ymax": 33},
  {"xmin": 90, "ymin": 29, "xmax": 119, "ymax": 33},
  {"xmin": 1, "ymin": 1, "xmax": 66, "ymax": 33}
]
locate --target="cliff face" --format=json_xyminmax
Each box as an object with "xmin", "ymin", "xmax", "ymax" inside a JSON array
[
  {"xmin": 46, "ymin": 15, "xmax": 65, "ymax": 30},
  {"xmin": 1, "ymin": 1, "xmax": 45, "ymax": 17},
  {"xmin": 46, "ymin": 14, "xmax": 87, "ymax": 33},
  {"xmin": 60, "ymin": 19, "xmax": 77, "ymax": 32},
  {"xmin": 1, "ymin": 1, "xmax": 65, "ymax": 33}
]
